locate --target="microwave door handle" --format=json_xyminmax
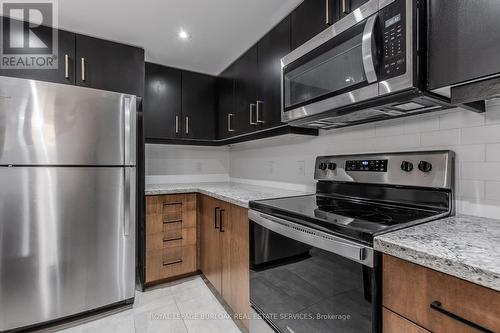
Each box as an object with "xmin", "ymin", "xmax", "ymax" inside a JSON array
[{"xmin": 362, "ymin": 15, "xmax": 378, "ymax": 84}]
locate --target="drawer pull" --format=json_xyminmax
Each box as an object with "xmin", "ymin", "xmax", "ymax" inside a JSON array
[
  {"xmin": 162, "ymin": 259, "xmax": 182, "ymax": 266},
  {"xmin": 215, "ymin": 207, "xmax": 220, "ymax": 229},
  {"xmin": 163, "ymin": 237, "xmax": 182, "ymax": 242},
  {"xmin": 163, "ymin": 219, "xmax": 182, "ymax": 224},
  {"xmin": 219, "ymin": 209, "xmax": 225, "ymax": 232},
  {"xmin": 430, "ymin": 301, "xmax": 494, "ymax": 333}
]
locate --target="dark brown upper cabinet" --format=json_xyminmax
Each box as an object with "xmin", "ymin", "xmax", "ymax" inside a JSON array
[
  {"xmin": 0, "ymin": 17, "xmax": 76, "ymax": 85},
  {"xmin": 76, "ymin": 35, "xmax": 144, "ymax": 97},
  {"xmin": 232, "ymin": 45, "xmax": 258, "ymax": 136},
  {"xmin": 181, "ymin": 71, "xmax": 217, "ymax": 140},
  {"xmin": 291, "ymin": 0, "xmax": 339, "ymax": 50},
  {"xmin": 144, "ymin": 63, "xmax": 182, "ymax": 141},
  {"xmin": 144, "ymin": 63, "xmax": 217, "ymax": 142},
  {"xmin": 217, "ymin": 65, "xmax": 236, "ymax": 140},
  {"xmin": 0, "ymin": 17, "xmax": 145, "ymax": 97},
  {"xmin": 256, "ymin": 16, "xmax": 291, "ymax": 130},
  {"xmin": 338, "ymin": 0, "xmax": 370, "ymax": 19}
]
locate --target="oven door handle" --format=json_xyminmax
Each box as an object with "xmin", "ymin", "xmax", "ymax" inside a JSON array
[
  {"xmin": 249, "ymin": 210, "xmax": 373, "ymax": 267},
  {"xmin": 362, "ymin": 15, "xmax": 378, "ymax": 84}
]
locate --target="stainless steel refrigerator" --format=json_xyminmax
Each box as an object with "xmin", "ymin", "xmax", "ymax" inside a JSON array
[{"xmin": 0, "ymin": 76, "xmax": 136, "ymax": 331}]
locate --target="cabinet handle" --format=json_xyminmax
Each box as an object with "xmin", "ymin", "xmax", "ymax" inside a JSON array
[
  {"xmin": 175, "ymin": 115, "xmax": 179, "ymax": 134},
  {"xmin": 249, "ymin": 104, "xmax": 257, "ymax": 125},
  {"xmin": 219, "ymin": 209, "xmax": 225, "ymax": 232},
  {"xmin": 185, "ymin": 116, "xmax": 189, "ymax": 135},
  {"xmin": 430, "ymin": 301, "xmax": 494, "ymax": 333},
  {"xmin": 256, "ymin": 100, "xmax": 264, "ymax": 123},
  {"xmin": 214, "ymin": 207, "xmax": 220, "ymax": 229},
  {"xmin": 342, "ymin": 0, "xmax": 350, "ymax": 14},
  {"xmin": 162, "ymin": 259, "xmax": 182, "ymax": 266},
  {"xmin": 228, "ymin": 113, "xmax": 235, "ymax": 132},
  {"xmin": 80, "ymin": 57, "xmax": 86, "ymax": 81},
  {"xmin": 64, "ymin": 54, "xmax": 69, "ymax": 79},
  {"xmin": 325, "ymin": 0, "xmax": 332, "ymax": 25}
]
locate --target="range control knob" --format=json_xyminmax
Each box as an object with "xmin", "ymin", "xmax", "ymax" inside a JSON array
[
  {"xmin": 401, "ymin": 161, "xmax": 414, "ymax": 172},
  {"xmin": 418, "ymin": 161, "xmax": 433, "ymax": 173},
  {"xmin": 328, "ymin": 162, "xmax": 337, "ymax": 170},
  {"xmin": 319, "ymin": 162, "xmax": 328, "ymax": 170}
]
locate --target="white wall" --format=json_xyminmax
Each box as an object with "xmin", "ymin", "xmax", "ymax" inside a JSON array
[
  {"xmin": 229, "ymin": 101, "xmax": 500, "ymax": 219},
  {"xmin": 145, "ymin": 144, "xmax": 230, "ymax": 184}
]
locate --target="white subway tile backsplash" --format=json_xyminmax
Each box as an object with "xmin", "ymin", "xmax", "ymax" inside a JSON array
[
  {"xmin": 459, "ymin": 180, "xmax": 485, "ymax": 199},
  {"xmin": 420, "ymin": 129, "xmax": 461, "ymax": 147},
  {"xmin": 486, "ymin": 143, "xmax": 500, "ymax": 161},
  {"xmin": 462, "ymin": 162, "xmax": 500, "ymax": 181},
  {"xmin": 485, "ymin": 182, "xmax": 500, "ymax": 201},
  {"xmin": 439, "ymin": 109, "xmax": 485, "ymax": 129},
  {"xmin": 461, "ymin": 124, "xmax": 500, "ymax": 144},
  {"xmin": 372, "ymin": 133, "xmax": 420, "ymax": 150},
  {"xmin": 145, "ymin": 105, "xmax": 500, "ymax": 220}
]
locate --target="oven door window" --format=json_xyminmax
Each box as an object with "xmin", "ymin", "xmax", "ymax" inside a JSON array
[
  {"xmin": 250, "ymin": 225, "xmax": 375, "ymax": 333},
  {"xmin": 283, "ymin": 21, "xmax": 374, "ymax": 112}
]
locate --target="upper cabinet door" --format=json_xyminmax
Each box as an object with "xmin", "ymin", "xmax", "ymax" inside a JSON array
[
  {"xmin": 75, "ymin": 34, "xmax": 144, "ymax": 96},
  {"xmin": 291, "ymin": 0, "xmax": 338, "ymax": 50},
  {"xmin": 233, "ymin": 45, "xmax": 258, "ymax": 135},
  {"xmin": 217, "ymin": 66, "xmax": 236, "ymax": 140},
  {"xmin": 428, "ymin": 0, "xmax": 500, "ymax": 90},
  {"xmin": 257, "ymin": 16, "xmax": 291, "ymax": 129},
  {"xmin": 0, "ymin": 17, "xmax": 76, "ymax": 85},
  {"xmin": 182, "ymin": 71, "xmax": 217, "ymax": 140},
  {"xmin": 144, "ymin": 63, "xmax": 182, "ymax": 140}
]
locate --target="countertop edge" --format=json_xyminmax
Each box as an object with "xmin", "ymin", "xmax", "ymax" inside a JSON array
[
  {"xmin": 145, "ymin": 188, "xmax": 251, "ymax": 208},
  {"xmin": 374, "ymin": 237, "xmax": 500, "ymax": 292}
]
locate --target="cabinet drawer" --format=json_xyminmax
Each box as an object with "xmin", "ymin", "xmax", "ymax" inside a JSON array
[
  {"xmin": 383, "ymin": 255, "xmax": 500, "ymax": 333},
  {"xmin": 383, "ymin": 307, "xmax": 430, "ymax": 333},
  {"xmin": 146, "ymin": 245, "xmax": 197, "ymax": 283},
  {"xmin": 147, "ymin": 227, "xmax": 197, "ymax": 251}
]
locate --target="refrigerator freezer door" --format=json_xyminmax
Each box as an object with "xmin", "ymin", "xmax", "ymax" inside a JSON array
[
  {"xmin": 0, "ymin": 76, "xmax": 136, "ymax": 166},
  {"xmin": 0, "ymin": 167, "xmax": 135, "ymax": 331}
]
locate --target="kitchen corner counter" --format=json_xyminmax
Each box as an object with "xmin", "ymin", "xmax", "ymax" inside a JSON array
[
  {"xmin": 374, "ymin": 215, "xmax": 500, "ymax": 291},
  {"xmin": 145, "ymin": 182, "xmax": 311, "ymax": 208}
]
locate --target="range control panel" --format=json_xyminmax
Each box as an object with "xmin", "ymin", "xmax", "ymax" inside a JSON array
[
  {"xmin": 314, "ymin": 151, "xmax": 454, "ymax": 189},
  {"xmin": 345, "ymin": 160, "xmax": 388, "ymax": 172},
  {"xmin": 379, "ymin": 0, "xmax": 407, "ymax": 80}
]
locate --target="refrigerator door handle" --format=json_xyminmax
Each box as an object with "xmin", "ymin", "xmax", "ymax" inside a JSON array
[
  {"xmin": 124, "ymin": 168, "xmax": 135, "ymax": 237},
  {"xmin": 124, "ymin": 96, "xmax": 137, "ymax": 166}
]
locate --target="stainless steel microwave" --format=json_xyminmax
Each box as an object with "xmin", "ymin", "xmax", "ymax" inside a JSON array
[{"xmin": 281, "ymin": 0, "xmax": 454, "ymax": 129}]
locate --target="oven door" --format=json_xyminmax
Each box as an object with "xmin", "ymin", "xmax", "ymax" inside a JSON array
[
  {"xmin": 281, "ymin": 3, "xmax": 380, "ymax": 123},
  {"xmin": 249, "ymin": 210, "xmax": 380, "ymax": 333}
]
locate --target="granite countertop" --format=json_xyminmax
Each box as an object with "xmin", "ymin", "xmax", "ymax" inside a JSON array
[
  {"xmin": 145, "ymin": 182, "xmax": 311, "ymax": 208},
  {"xmin": 374, "ymin": 215, "xmax": 500, "ymax": 291}
]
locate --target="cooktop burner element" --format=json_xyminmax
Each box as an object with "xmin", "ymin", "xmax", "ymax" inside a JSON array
[{"xmin": 249, "ymin": 151, "xmax": 455, "ymax": 245}]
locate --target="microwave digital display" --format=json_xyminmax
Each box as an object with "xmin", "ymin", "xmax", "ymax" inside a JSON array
[{"xmin": 385, "ymin": 14, "xmax": 401, "ymax": 28}]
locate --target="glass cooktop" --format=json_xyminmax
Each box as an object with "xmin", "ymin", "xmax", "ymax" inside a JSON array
[{"xmin": 249, "ymin": 194, "xmax": 444, "ymax": 244}]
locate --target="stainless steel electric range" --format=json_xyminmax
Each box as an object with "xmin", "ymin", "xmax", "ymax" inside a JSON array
[{"xmin": 248, "ymin": 151, "xmax": 454, "ymax": 333}]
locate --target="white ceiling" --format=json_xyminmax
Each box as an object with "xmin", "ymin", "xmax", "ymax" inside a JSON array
[{"xmin": 58, "ymin": 0, "xmax": 302, "ymax": 75}]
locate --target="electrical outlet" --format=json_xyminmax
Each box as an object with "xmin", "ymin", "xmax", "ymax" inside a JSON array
[
  {"xmin": 298, "ymin": 160, "xmax": 305, "ymax": 176},
  {"xmin": 195, "ymin": 162, "xmax": 202, "ymax": 172}
]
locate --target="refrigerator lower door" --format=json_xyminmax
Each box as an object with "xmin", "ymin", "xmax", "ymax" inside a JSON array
[{"xmin": 0, "ymin": 167, "xmax": 135, "ymax": 331}]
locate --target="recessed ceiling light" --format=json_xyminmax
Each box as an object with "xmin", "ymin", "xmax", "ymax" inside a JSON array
[{"xmin": 178, "ymin": 29, "xmax": 190, "ymax": 40}]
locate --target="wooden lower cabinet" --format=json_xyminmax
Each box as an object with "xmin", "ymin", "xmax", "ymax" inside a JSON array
[
  {"xmin": 200, "ymin": 195, "xmax": 250, "ymax": 329},
  {"xmin": 146, "ymin": 194, "xmax": 198, "ymax": 284},
  {"xmin": 382, "ymin": 254, "xmax": 500, "ymax": 333}
]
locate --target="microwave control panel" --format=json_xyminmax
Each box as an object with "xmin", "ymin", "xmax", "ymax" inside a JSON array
[{"xmin": 379, "ymin": 0, "xmax": 407, "ymax": 80}]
